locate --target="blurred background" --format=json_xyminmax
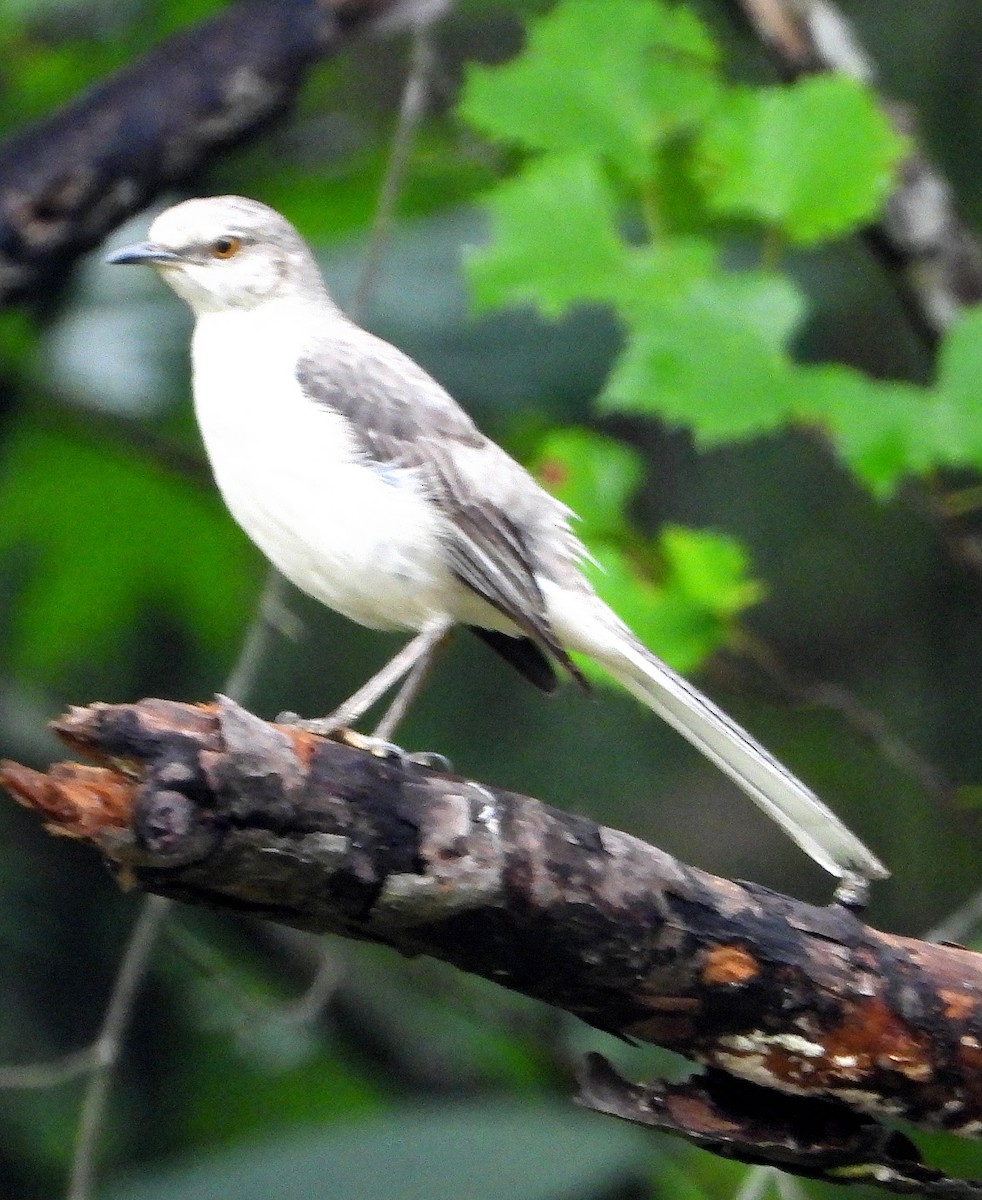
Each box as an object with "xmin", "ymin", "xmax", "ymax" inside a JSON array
[{"xmin": 2, "ymin": 0, "xmax": 982, "ymax": 1197}]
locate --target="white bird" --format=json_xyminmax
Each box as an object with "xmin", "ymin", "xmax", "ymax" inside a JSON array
[{"xmin": 107, "ymin": 195, "xmax": 888, "ymax": 888}]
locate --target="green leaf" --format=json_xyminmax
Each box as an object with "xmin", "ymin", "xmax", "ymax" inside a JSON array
[
  {"xmin": 580, "ymin": 524, "xmax": 761, "ymax": 679},
  {"xmin": 529, "ymin": 427, "xmax": 764, "ymax": 675},
  {"xmin": 936, "ymin": 305, "xmax": 982, "ymax": 454},
  {"xmin": 600, "ymin": 254, "xmax": 805, "ymax": 442},
  {"xmin": 0, "ymin": 423, "xmax": 256, "ymax": 680},
  {"xmin": 794, "ymin": 364, "xmax": 972, "ymax": 496},
  {"xmin": 694, "ymin": 75, "xmax": 905, "ymax": 243},
  {"xmin": 660, "ymin": 524, "xmax": 764, "ymax": 617},
  {"xmin": 531, "ymin": 427, "xmax": 644, "ymax": 540},
  {"xmin": 580, "ymin": 544, "xmax": 718, "ymax": 678},
  {"xmin": 459, "ymin": 0, "xmax": 720, "ymax": 179},
  {"xmin": 618, "ymin": 236, "xmax": 718, "ymax": 304},
  {"xmin": 467, "ymin": 153, "xmax": 628, "ymax": 316},
  {"xmin": 703, "ymin": 271, "xmax": 806, "ymax": 350}
]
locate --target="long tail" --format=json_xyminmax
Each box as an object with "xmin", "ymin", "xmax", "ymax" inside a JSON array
[{"xmin": 550, "ymin": 590, "xmax": 888, "ymax": 882}]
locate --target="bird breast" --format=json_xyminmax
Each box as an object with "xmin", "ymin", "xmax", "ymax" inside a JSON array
[{"xmin": 189, "ymin": 304, "xmax": 465, "ymax": 632}]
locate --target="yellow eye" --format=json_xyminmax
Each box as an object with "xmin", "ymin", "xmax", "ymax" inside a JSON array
[{"xmin": 211, "ymin": 236, "xmax": 241, "ymax": 260}]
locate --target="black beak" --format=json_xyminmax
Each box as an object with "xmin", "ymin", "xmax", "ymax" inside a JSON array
[{"xmin": 105, "ymin": 241, "xmax": 182, "ymax": 266}]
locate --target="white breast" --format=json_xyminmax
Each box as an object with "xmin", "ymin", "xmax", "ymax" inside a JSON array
[{"xmin": 190, "ymin": 303, "xmax": 461, "ymax": 632}]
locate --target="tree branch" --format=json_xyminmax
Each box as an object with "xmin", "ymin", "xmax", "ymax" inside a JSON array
[
  {"xmin": 731, "ymin": 0, "xmax": 982, "ymax": 344},
  {"xmin": 3, "ymin": 696, "xmax": 982, "ymax": 1190},
  {"xmin": 576, "ymin": 1055, "xmax": 982, "ymax": 1198},
  {"xmin": 0, "ymin": 0, "xmax": 438, "ymax": 308}
]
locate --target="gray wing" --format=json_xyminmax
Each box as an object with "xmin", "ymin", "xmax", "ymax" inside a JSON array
[{"xmin": 296, "ymin": 332, "xmax": 586, "ymax": 689}]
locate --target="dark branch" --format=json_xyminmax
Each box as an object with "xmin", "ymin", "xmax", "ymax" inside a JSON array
[
  {"xmin": 577, "ymin": 1056, "xmax": 982, "ymax": 1199},
  {"xmin": 3, "ymin": 697, "xmax": 982, "ymax": 1190},
  {"xmin": 0, "ymin": 0, "xmax": 427, "ymax": 308}
]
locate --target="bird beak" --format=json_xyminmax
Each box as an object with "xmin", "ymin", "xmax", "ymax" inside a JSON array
[{"xmin": 105, "ymin": 241, "xmax": 182, "ymax": 266}]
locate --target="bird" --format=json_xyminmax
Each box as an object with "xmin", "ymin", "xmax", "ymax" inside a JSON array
[{"xmin": 106, "ymin": 194, "xmax": 888, "ymax": 889}]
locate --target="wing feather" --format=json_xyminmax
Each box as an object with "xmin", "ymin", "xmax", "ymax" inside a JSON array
[{"xmin": 296, "ymin": 331, "xmax": 586, "ymax": 688}]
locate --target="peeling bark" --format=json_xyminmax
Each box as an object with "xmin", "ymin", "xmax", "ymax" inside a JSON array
[
  {"xmin": 3, "ymin": 696, "xmax": 982, "ymax": 1191},
  {"xmin": 577, "ymin": 1056, "xmax": 982, "ymax": 1197},
  {"xmin": 0, "ymin": 0, "xmax": 433, "ymax": 307}
]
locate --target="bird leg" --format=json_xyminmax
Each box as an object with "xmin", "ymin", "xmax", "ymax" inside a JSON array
[
  {"xmin": 371, "ymin": 627, "xmax": 454, "ymax": 741},
  {"xmin": 280, "ymin": 618, "xmax": 453, "ymax": 738}
]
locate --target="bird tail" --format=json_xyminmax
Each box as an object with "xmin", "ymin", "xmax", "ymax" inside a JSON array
[{"xmin": 552, "ymin": 590, "xmax": 888, "ymax": 882}]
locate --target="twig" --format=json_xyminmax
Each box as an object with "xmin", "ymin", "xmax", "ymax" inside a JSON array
[
  {"xmin": 727, "ymin": 635, "xmax": 954, "ymax": 806},
  {"xmin": 61, "ymin": 434, "xmax": 303, "ymax": 1198},
  {"xmin": 274, "ymin": 953, "xmax": 346, "ymax": 1027},
  {"xmin": 735, "ymin": 1165, "xmax": 780, "ymax": 1200},
  {"xmin": 222, "ymin": 571, "xmax": 298, "ymax": 705},
  {"xmin": 59, "ymin": 481, "xmax": 304, "ymax": 1196},
  {"xmin": 165, "ymin": 920, "xmax": 345, "ymax": 1033},
  {"xmin": 269, "ymin": 13, "xmax": 442, "ymax": 1023},
  {"xmin": 0, "ymin": 1047, "xmax": 104, "ymax": 1091},
  {"xmin": 66, "ymin": 895, "xmax": 171, "ymax": 1200},
  {"xmin": 793, "ymin": 677, "xmax": 952, "ymax": 801},
  {"xmin": 925, "ymin": 888, "xmax": 982, "ymax": 947},
  {"xmin": 350, "ymin": 24, "xmax": 436, "ymax": 323}
]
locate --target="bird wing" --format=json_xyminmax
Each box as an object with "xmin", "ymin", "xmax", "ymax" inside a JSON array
[{"xmin": 296, "ymin": 329, "xmax": 586, "ymax": 689}]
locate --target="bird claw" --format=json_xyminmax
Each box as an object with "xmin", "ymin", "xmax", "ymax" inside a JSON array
[
  {"xmin": 336, "ymin": 729, "xmax": 405, "ymax": 759},
  {"xmin": 275, "ymin": 712, "xmax": 403, "ymax": 758},
  {"xmin": 405, "ymin": 750, "xmax": 454, "ymax": 772},
  {"xmin": 273, "ymin": 711, "xmax": 452, "ymax": 771},
  {"xmin": 275, "ymin": 710, "xmax": 343, "ymax": 737},
  {"xmin": 832, "ymin": 871, "xmax": 871, "ymax": 913},
  {"xmin": 335, "ymin": 732, "xmax": 453, "ymax": 771}
]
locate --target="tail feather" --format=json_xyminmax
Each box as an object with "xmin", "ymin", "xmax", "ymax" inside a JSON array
[
  {"xmin": 602, "ymin": 636, "xmax": 888, "ymax": 880},
  {"xmin": 539, "ymin": 578, "xmax": 891, "ymax": 881}
]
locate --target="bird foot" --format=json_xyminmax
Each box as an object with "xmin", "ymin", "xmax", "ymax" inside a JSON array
[
  {"xmin": 335, "ymin": 729, "xmax": 408, "ymax": 759},
  {"xmin": 275, "ymin": 711, "xmax": 453, "ymax": 771},
  {"xmin": 276, "ymin": 711, "xmax": 393, "ymax": 753},
  {"xmin": 404, "ymin": 750, "xmax": 454, "ymax": 772},
  {"xmin": 832, "ymin": 871, "xmax": 871, "ymax": 913},
  {"xmin": 336, "ymin": 730, "xmax": 454, "ymax": 771},
  {"xmin": 276, "ymin": 709, "xmax": 343, "ymax": 738}
]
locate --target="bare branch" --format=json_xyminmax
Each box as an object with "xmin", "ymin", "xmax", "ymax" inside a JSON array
[
  {"xmin": 0, "ymin": 0, "xmax": 437, "ymax": 309},
  {"xmin": 66, "ymin": 895, "xmax": 171, "ymax": 1200},
  {"xmin": 726, "ymin": 638, "xmax": 955, "ymax": 805},
  {"xmin": 350, "ymin": 24, "xmax": 437, "ymax": 322},
  {"xmin": 0, "ymin": 1047, "xmax": 104, "ymax": 1091},
  {"xmin": 4, "ymin": 696, "xmax": 982, "ymax": 1189}
]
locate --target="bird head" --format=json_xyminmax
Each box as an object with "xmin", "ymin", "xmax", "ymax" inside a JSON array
[{"xmin": 106, "ymin": 195, "xmax": 328, "ymax": 315}]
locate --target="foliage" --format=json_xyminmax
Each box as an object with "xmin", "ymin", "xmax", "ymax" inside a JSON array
[
  {"xmin": 458, "ymin": 0, "xmax": 960, "ymax": 672},
  {"xmin": 459, "ymin": 0, "xmax": 982, "ymax": 525},
  {"xmin": 0, "ymin": 421, "xmax": 255, "ymax": 680},
  {"xmin": 531, "ymin": 428, "xmax": 762, "ymax": 673}
]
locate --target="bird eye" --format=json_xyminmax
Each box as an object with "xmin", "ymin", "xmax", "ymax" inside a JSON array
[{"xmin": 211, "ymin": 236, "xmax": 241, "ymax": 260}]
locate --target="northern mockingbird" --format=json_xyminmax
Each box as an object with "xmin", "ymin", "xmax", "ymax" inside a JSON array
[{"xmin": 107, "ymin": 195, "xmax": 887, "ymax": 888}]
